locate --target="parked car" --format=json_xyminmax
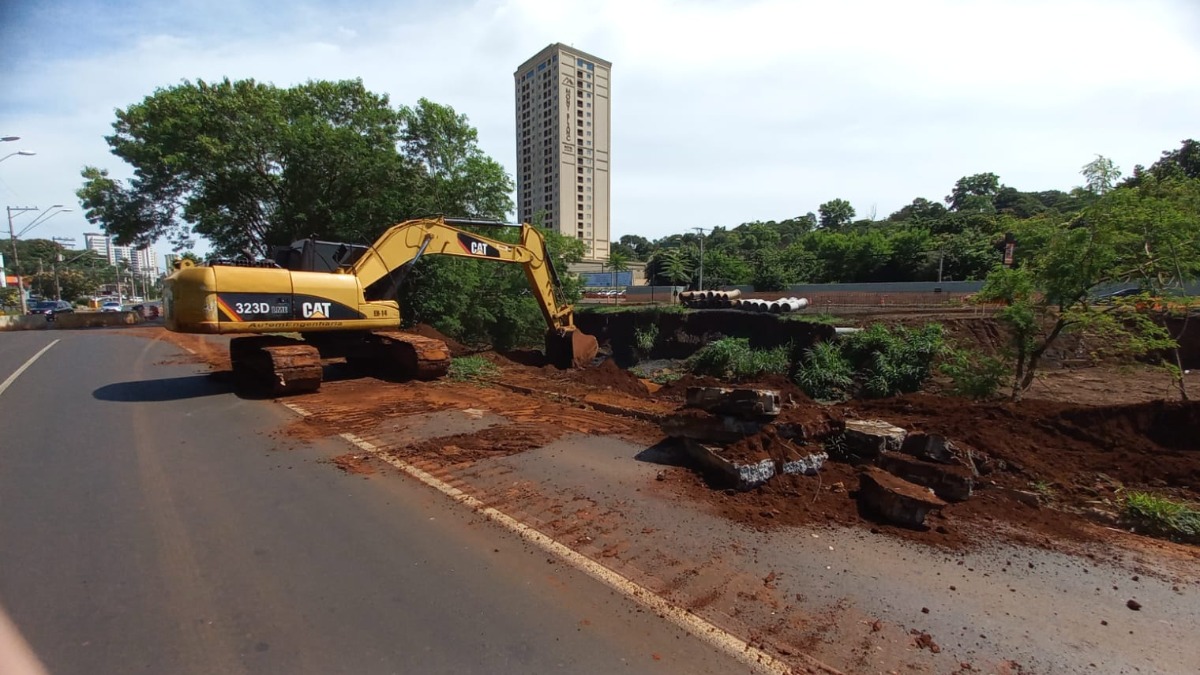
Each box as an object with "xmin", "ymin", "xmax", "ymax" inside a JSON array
[
  {"xmin": 1094, "ymin": 287, "xmax": 1142, "ymax": 304},
  {"xmin": 101, "ymin": 301, "xmax": 124, "ymax": 312},
  {"xmin": 28, "ymin": 300, "xmax": 74, "ymax": 315}
]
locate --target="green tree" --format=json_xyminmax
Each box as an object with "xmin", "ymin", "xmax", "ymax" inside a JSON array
[
  {"xmin": 751, "ymin": 249, "xmax": 789, "ymax": 291},
  {"xmin": 818, "ymin": 198, "xmax": 855, "ymax": 229},
  {"xmin": 650, "ymin": 248, "xmax": 694, "ymax": 288},
  {"xmin": 604, "ymin": 249, "xmax": 630, "ymax": 289},
  {"xmin": 77, "ymin": 79, "xmax": 448, "ymax": 257},
  {"xmin": 1081, "ymin": 155, "xmax": 1122, "ymax": 195},
  {"xmin": 615, "ymin": 234, "xmax": 653, "ymax": 260},
  {"xmin": 398, "ymin": 98, "xmax": 513, "ymax": 219},
  {"xmin": 888, "ymin": 197, "xmax": 947, "ymax": 223},
  {"xmin": 946, "ymin": 173, "xmax": 1001, "ymax": 213},
  {"xmin": 1124, "ymin": 139, "xmax": 1200, "ymax": 186},
  {"xmin": 29, "ymin": 268, "xmax": 93, "ymax": 302},
  {"xmin": 978, "ymin": 174, "xmax": 1199, "ymax": 400}
]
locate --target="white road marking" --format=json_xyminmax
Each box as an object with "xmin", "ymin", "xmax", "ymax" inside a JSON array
[
  {"xmin": 0, "ymin": 340, "xmax": 60, "ymax": 398},
  {"xmin": 281, "ymin": 401, "xmax": 831, "ymax": 675}
]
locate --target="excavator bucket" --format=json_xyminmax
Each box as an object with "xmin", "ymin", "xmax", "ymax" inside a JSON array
[{"xmin": 546, "ymin": 328, "xmax": 599, "ymax": 369}]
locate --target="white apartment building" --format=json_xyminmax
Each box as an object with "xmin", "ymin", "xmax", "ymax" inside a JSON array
[
  {"xmin": 84, "ymin": 232, "xmax": 159, "ymax": 277},
  {"xmin": 514, "ymin": 43, "xmax": 611, "ymax": 261}
]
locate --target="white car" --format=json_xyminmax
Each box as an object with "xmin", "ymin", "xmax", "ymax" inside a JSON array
[{"xmin": 101, "ymin": 301, "xmax": 123, "ymax": 312}]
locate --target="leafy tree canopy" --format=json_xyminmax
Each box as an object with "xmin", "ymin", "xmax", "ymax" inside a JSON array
[{"xmin": 77, "ymin": 79, "xmax": 509, "ymax": 258}]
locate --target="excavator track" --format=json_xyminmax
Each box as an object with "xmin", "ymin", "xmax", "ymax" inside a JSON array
[
  {"xmin": 367, "ymin": 329, "xmax": 451, "ymax": 379},
  {"xmin": 229, "ymin": 336, "xmax": 323, "ymax": 395}
]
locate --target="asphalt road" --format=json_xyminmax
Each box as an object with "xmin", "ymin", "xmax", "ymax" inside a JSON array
[{"xmin": 0, "ymin": 329, "xmax": 746, "ymax": 675}]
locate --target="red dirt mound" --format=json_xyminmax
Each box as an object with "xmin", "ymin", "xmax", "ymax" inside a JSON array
[
  {"xmin": 851, "ymin": 395, "xmax": 1200, "ymax": 497},
  {"xmin": 570, "ymin": 359, "xmax": 649, "ymax": 398},
  {"xmin": 407, "ymin": 324, "xmax": 470, "ymax": 357},
  {"xmin": 720, "ymin": 428, "xmax": 825, "ymax": 466}
]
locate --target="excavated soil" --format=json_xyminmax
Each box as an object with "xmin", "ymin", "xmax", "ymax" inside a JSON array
[
  {"xmin": 406, "ymin": 323, "xmax": 471, "ymax": 357},
  {"xmin": 851, "ymin": 395, "xmax": 1200, "ymax": 499},
  {"xmin": 135, "ymin": 323, "xmax": 1199, "ymax": 556},
  {"xmin": 566, "ymin": 358, "xmax": 650, "ymax": 398}
]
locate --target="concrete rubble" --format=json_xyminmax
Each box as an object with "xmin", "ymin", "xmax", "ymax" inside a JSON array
[
  {"xmin": 663, "ymin": 388, "xmax": 979, "ymax": 521},
  {"xmin": 841, "ymin": 419, "xmax": 908, "ymax": 460},
  {"xmin": 663, "ymin": 387, "xmax": 828, "ymax": 491},
  {"xmin": 685, "ymin": 386, "xmax": 781, "ymax": 417},
  {"xmin": 681, "ymin": 439, "xmax": 778, "ymax": 491},
  {"xmin": 858, "ymin": 466, "xmax": 947, "ymax": 528},
  {"xmin": 876, "ymin": 451, "xmax": 974, "ymax": 502}
]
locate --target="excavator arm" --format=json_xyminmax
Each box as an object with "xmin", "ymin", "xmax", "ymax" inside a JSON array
[{"xmin": 349, "ymin": 217, "xmax": 596, "ymax": 366}]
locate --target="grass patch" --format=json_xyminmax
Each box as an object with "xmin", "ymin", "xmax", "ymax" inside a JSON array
[
  {"xmin": 1122, "ymin": 491, "xmax": 1200, "ymax": 543},
  {"xmin": 780, "ymin": 312, "xmax": 839, "ymax": 325},
  {"xmin": 447, "ymin": 355, "xmax": 500, "ymax": 382},
  {"xmin": 686, "ymin": 337, "xmax": 789, "ymax": 380}
]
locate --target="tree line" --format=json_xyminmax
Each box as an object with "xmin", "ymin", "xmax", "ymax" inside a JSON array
[{"xmin": 613, "ymin": 142, "xmax": 1199, "ymax": 290}]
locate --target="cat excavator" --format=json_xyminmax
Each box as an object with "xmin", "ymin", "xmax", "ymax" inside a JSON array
[{"xmin": 162, "ymin": 216, "xmax": 599, "ymax": 394}]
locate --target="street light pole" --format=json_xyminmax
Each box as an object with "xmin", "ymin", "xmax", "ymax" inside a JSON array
[
  {"xmin": 692, "ymin": 227, "xmax": 706, "ymax": 292},
  {"xmin": 17, "ymin": 205, "xmax": 72, "ymax": 238},
  {"xmin": 7, "ymin": 205, "xmax": 38, "ymax": 314},
  {"xmin": 0, "ymin": 150, "xmax": 35, "ymax": 163}
]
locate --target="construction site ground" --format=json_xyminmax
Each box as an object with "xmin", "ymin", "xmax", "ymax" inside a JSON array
[{"xmin": 129, "ymin": 322, "xmax": 1200, "ymax": 674}]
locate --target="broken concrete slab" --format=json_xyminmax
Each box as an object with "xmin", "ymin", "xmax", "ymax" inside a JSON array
[
  {"xmin": 780, "ymin": 451, "xmax": 828, "ymax": 476},
  {"xmin": 840, "ymin": 419, "xmax": 908, "ymax": 460},
  {"xmin": 857, "ymin": 466, "xmax": 947, "ymax": 528},
  {"xmin": 901, "ymin": 432, "xmax": 962, "ymax": 465},
  {"xmin": 681, "ymin": 439, "xmax": 776, "ymax": 490},
  {"xmin": 876, "ymin": 451, "xmax": 974, "ymax": 502},
  {"xmin": 662, "ymin": 411, "xmax": 767, "ymax": 443},
  {"xmin": 685, "ymin": 386, "xmax": 781, "ymax": 418},
  {"xmin": 662, "ymin": 410, "xmax": 834, "ymax": 444}
]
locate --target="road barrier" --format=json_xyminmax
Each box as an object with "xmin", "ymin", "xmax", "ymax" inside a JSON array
[{"xmin": 0, "ymin": 312, "xmax": 144, "ymax": 331}]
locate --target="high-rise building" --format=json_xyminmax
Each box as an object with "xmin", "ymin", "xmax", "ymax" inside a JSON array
[
  {"xmin": 83, "ymin": 232, "xmax": 159, "ymax": 278},
  {"xmin": 514, "ymin": 43, "xmax": 611, "ymax": 261}
]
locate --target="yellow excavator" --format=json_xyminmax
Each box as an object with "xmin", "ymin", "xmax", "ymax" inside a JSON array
[{"xmin": 162, "ymin": 216, "xmax": 599, "ymax": 394}]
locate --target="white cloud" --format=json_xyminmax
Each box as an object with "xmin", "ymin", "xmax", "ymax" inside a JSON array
[{"xmin": 1, "ymin": 0, "xmax": 1198, "ymax": 255}]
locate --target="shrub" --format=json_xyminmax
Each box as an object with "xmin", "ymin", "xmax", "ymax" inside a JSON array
[
  {"xmin": 793, "ymin": 341, "xmax": 854, "ymax": 401},
  {"xmin": 634, "ymin": 324, "xmax": 659, "ymax": 353},
  {"xmin": 840, "ymin": 323, "xmax": 947, "ymax": 398},
  {"xmin": 447, "ymin": 355, "xmax": 499, "ymax": 382},
  {"xmin": 791, "ymin": 323, "xmax": 946, "ymax": 400},
  {"xmin": 940, "ymin": 347, "xmax": 1007, "ymax": 399},
  {"xmin": 687, "ymin": 337, "xmax": 789, "ymax": 380}
]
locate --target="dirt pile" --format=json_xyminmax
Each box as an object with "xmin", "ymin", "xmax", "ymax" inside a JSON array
[
  {"xmin": 851, "ymin": 395, "xmax": 1200, "ymax": 498},
  {"xmin": 406, "ymin": 324, "xmax": 471, "ymax": 357},
  {"xmin": 569, "ymin": 358, "xmax": 650, "ymax": 398},
  {"xmin": 720, "ymin": 427, "xmax": 827, "ymax": 467}
]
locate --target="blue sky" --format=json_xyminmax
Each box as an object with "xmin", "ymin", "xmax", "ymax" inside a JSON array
[{"xmin": 2, "ymin": 0, "xmax": 1199, "ymax": 261}]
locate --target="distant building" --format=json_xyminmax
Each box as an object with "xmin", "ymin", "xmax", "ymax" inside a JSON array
[
  {"xmin": 83, "ymin": 232, "xmax": 159, "ymax": 278},
  {"xmin": 514, "ymin": 43, "xmax": 612, "ymax": 262}
]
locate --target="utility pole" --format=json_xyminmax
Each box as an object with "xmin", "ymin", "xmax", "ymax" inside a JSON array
[
  {"xmin": 692, "ymin": 227, "xmax": 706, "ymax": 292},
  {"xmin": 7, "ymin": 205, "xmax": 38, "ymax": 314},
  {"xmin": 938, "ymin": 249, "xmax": 944, "ymax": 283}
]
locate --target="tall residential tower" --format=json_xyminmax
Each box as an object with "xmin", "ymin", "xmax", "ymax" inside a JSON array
[{"xmin": 514, "ymin": 43, "xmax": 611, "ymax": 261}]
